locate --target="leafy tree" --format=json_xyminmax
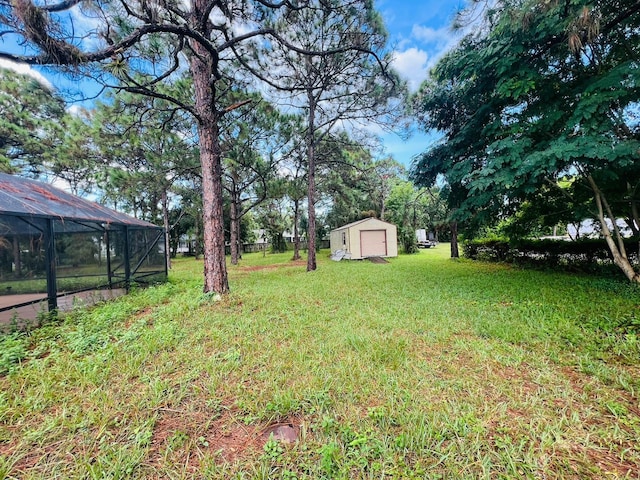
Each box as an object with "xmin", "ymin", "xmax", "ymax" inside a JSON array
[
  {"xmin": 221, "ymin": 92, "xmax": 288, "ymax": 265},
  {"xmin": 415, "ymin": 187, "xmax": 449, "ymax": 242},
  {"xmin": 1, "ymin": 0, "xmax": 388, "ymax": 294},
  {"xmin": 173, "ymin": 179, "xmax": 204, "ymax": 259},
  {"xmin": 49, "ymin": 110, "xmax": 97, "ymax": 196},
  {"xmin": 384, "ymin": 182, "xmax": 447, "ymax": 253},
  {"xmin": 91, "ymin": 88, "xmax": 199, "ymax": 269},
  {"xmin": 0, "ymin": 67, "xmax": 65, "ymax": 175},
  {"xmin": 413, "ymin": 0, "xmax": 640, "ymax": 277},
  {"xmin": 278, "ymin": 126, "xmax": 308, "ymax": 261},
  {"xmin": 411, "ymin": 34, "xmax": 500, "ymax": 258},
  {"xmin": 385, "ymin": 181, "xmax": 419, "ymax": 253},
  {"xmin": 93, "ymin": 91, "xmax": 198, "ymax": 215},
  {"xmin": 256, "ymin": 188, "xmax": 291, "ymax": 254},
  {"xmin": 252, "ymin": 0, "xmax": 403, "ymax": 271},
  {"xmin": 364, "ymin": 156, "xmax": 406, "ymax": 221},
  {"xmin": 0, "ymin": 67, "xmax": 97, "ymax": 192},
  {"xmin": 320, "ymin": 137, "xmax": 403, "ymax": 228}
]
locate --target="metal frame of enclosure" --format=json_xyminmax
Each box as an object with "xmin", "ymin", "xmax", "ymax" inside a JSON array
[{"xmin": 0, "ymin": 173, "xmax": 166, "ymax": 322}]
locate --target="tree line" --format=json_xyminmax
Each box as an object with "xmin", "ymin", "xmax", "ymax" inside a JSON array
[
  {"xmin": 2, "ymin": 0, "xmax": 638, "ymax": 286},
  {"xmin": 0, "ymin": 55, "xmax": 447, "ymax": 280}
]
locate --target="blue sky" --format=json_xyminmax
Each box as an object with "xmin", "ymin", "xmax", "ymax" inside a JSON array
[{"xmin": 376, "ymin": 0, "xmax": 466, "ymax": 170}]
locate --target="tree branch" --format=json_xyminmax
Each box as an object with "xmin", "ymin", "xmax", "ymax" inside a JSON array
[
  {"xmin": 40, "ymin": 0, "xmax": 83, "ymax": 12},
  {"xmin": 3, "ymin": 3, "xmax": 218, "ymax": 66},
  {"xmin": 120, "ymin": 85, "xmax": 200, "ymax": 122},
  {"xmin": 223, "ymin": 99, "xmax": 252, "ymax": 113}
]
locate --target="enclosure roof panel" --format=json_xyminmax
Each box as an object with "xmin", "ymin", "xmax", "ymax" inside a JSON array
[{"xmin": 0, "ymin": 173, "xmax": 159, "ymax": 228}]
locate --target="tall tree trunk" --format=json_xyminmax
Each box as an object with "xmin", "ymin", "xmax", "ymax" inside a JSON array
[
  {"xmin": 190, "ymin": 24, "xmax": 229, "ymax": 294},
  {"xmin": 196, "ymin": 119, "xmax": 228, "ymax": 293},
  {"xmin": 450, "ymin": 221, "xmax": 459, "ymax": 258},
  {"xmin": 292, "ymin": 199, "xmax": 301, "ymax": 261},
  {"xmin": 306, "ymin": 75, "xmax": 317, "ymax": 272},
  {"xmin": 589, "ymin": 175, "xmax": 639, "ymax": 282},
  {"xmin": 629, "ymin": 187, "xmax": 640, "ymax": 236},
  {"xmin": 162, "ymin": 189, "xmax": 171, "ymax": 270},
  {"xmin": 230, "ymin": 185, "xmax": 239, "ymax": 266},
  {"xmin": 236, "ymin": 209, "xmax": 242, "ymax": 261}
]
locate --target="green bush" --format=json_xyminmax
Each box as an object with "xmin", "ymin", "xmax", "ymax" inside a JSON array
[{"xmin": 462, "ymin": 237, "xmax": 639, "ymax": 274}]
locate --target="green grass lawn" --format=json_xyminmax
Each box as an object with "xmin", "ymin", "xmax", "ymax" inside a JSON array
[{"xmin": 1, "ymin": 246, "xmax": 639, "ymax": 479}]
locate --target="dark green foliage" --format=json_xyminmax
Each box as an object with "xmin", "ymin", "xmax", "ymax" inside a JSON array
[
  {"xmin": 412, "ymin": 0, "xmax": 640, "ymax": 279},
  {"xmin": 92, "ymin": 87, "xmax": 199, "ymax": 224},
  {"xmin": 322, "ymin": 143, "xmax": 401, "ymax": 229},
  {"xmin": 0, "ymin": 68, "xmax": 65, "ymax": 175},
  {"xmin": 463, "ymin": 237, "xmax": 640, "ymax": 274},
  {"xmin": 384, "ymin": 181, "xmax": 444, "ymax": 254},
  {"xmin": 399, "ymin": 227, "xmax": 418, "ymax": 254}
]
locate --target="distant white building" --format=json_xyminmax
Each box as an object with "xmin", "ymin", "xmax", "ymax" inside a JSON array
[
  {"xmin": 252, "ymin": 229, "xmax": 304, "ymax": 244},
  {"xmin": 177, "ymin": 234, "xmax": 196, "ymax": 253}
]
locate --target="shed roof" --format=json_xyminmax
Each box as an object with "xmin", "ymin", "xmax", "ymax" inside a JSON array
[
  {"xmin": 0, "ymin": 173, "xmax": 158, "ymax": 228},
  {"xmin": 330, "ymin": 217, "xmax": 396, "ymax": 232}
]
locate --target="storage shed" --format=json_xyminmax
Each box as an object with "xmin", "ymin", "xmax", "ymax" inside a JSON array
[
  {"xmin": 330, "ymin": 218, "xmax": 398, "ymax": 260},
  {"xmin": 0, "ymin": 173, "xmax": 166, "ymax": 325}
]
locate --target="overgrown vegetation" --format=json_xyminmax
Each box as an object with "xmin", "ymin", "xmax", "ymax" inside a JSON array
[
  {"xmin": 1, "ymin": 249, "xmax": 639, "ymax": 478},
  {"xmin": 412, "ymin": 0, "xmax": 640, "ymax": 281},
  {"xmin": 463, "ymin": 237, "xmax": 640, "ymax": 275}
]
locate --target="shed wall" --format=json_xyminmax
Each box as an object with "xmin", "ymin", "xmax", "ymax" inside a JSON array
[
  {"xmin": 360, "ymin": 230, "xmax": 388, "ymax": 257},
  {"xmin": 349, "ymin": 219, "xmax": 397, "ymax": 259},
  {"xmin": 329, "ymin": 228, "xmax": 349, "ymax": 253},
  {"xmin": 330, "ymin": 218, "xmax": 398, "ymax": 259}
]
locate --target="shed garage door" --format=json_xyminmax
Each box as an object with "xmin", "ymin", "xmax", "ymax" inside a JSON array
[{"xmin": 360, "ymin": 230, "xmax": 387, "ymax": 257}]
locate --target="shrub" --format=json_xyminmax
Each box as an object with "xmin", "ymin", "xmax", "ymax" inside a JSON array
[{"xmin": 462, "ymin": 237, "xmax": 639, "ymax": 274}]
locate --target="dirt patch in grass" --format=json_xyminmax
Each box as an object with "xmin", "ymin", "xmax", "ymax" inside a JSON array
[
  {"xmin": 7, "ymin": 449, "xmax": 41, "ymax": 473},
  {"xmin": 490, "ymin": 363, "xmax": 540, "ymax": 397},
  {"xmin": 561, "ymin": 365, "xmax": 640, "ymax": 414},
  {"xmin": 145, "ymin": 405, "xmax": 254, "ymax": 475},
  {"xmin": 560, "ymin": 366, "xmax": 590, "ymax": 396},
  {"xmin": 148, "ymin": 401, "xmax": 303, "ymax": 471},
  {"xmin": 148, "ymin": 406, "xmax": 260, "ymax": 465},
  {"xmin": 1, "ymin": 436, "xmax": 65, "ymax": 474},
  {"xmin": 0, "ymin": 437, "xmax": 17, "ymax": 459},
  {"xmin": 203, "ymin": 411, "xmax": 262, "ymax": 462}
]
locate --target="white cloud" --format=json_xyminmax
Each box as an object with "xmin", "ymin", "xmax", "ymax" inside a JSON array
[
  {"xmin": 391, "ymin": 48, "xmax": 429, "ymax": 92},
  {"xmin": 0, "ymin": 59, "xmax": 54, "ymax": 90},
  {"xmin": 67, "ymin": 104, "xmax": 83, "ymax": 116},
  {"xmin": 411, "ymin": 25, "xmax": 452, "ymax": 46},
  {"xmin": 67, "ymin": 104, "xmax": 94, "ymax": 118},
  {"xmin": 407, "ymin": 23, "xmax": 466, "ymax": 79},
  {"xmin": 69, "ymin": 3, "xmax": 106, "ymax": 51}
]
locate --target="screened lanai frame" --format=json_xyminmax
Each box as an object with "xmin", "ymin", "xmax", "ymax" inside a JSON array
[{"xmin": 0, "ymin": 173, "xmax": 167, "ymax": 324}]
